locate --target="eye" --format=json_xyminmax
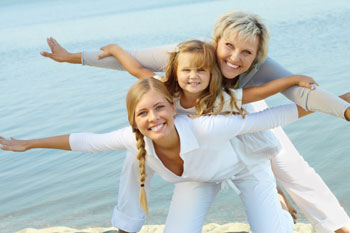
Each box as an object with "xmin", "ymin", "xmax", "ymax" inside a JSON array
[
  {"xmin": 243, "ymin": 50, "xmax": 252, "ymax": 55},
  {"xmin": 197, "ymin": 68, "xmax": 206, "ymax": 72},
  {"xmin": 182, "ymin": 68, "xmax": 190, "ymax": 72},
  {"xmin": 155, "ymin": 105, "xmax": 165, "ymax": 111},
  {"xmin": 225, "ymin": 43, "xmax": 234, "ymax": 49},
  {"xmin": 137, "ymin": 111, "xmax": 147, "ymax": 117}
]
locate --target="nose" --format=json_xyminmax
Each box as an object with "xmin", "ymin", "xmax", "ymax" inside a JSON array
[
  {"xmin": 230, "ymin": 50, "xmax": 240, "ymax": 62},
  {"xmin": 189, "ymin": 70, "xmax": 199, "ymax": 79},
  {"xmin": 148, "ymin": 110, "xmax": 159, "ymax": 122}
]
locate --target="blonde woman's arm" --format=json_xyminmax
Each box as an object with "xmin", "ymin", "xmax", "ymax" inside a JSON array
[{"xmin": 0, "ymin": 135, "xmax": 71, "ymax": 152}]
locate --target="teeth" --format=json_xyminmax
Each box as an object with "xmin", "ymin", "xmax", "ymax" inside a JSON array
[
  {"xmin": 226, "ymin": 61, "xmax": 239, "ymax": 69},
  {"xmin": 189, "ymin": 81, "xmax": 200, "ymax": 86},
  {"xmin": 151, "ymin": 124, "xmax": 163, "ymax": 131}
]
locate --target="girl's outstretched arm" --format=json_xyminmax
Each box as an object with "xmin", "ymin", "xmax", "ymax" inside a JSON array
[
  {"xmin": 98, "ymin": 44, "xmax": 156, "ymax": 79},
  {"xmin": 0, "ymin": 135, "xmax": 71, "ymax": 152},
  {"xmin": 241, "ymin": 75, "xmax": 318, "ymax": 104}
]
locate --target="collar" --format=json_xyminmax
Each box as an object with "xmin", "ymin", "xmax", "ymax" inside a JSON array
[{"xmin": 144, "ymin": 115, "xmax": 200, "ymax": 158}]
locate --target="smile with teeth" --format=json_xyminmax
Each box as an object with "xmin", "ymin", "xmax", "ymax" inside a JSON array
[
  {"xmin": 188, "ymin": 81, "xmax": 200, "ymax": 87},
  {"xmin": 149, "ymin": 123, "xmax": 165, "ymax": 131},
  {"xmin": 225, "ymin": 61, "xmax": 240, "ymax": 69}
]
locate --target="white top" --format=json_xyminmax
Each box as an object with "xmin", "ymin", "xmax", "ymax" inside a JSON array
[{"xmin": 70, "ymin": 104, "xmax": 298, "ymax": 184}]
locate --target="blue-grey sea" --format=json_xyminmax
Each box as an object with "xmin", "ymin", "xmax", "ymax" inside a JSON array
[{"xmin": 0, "ymin": 0, "xmax": 349, "ymax": 232}]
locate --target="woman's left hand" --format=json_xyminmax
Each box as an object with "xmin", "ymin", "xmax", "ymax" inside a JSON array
[{"xmin": 0, "ymin": 136, "xmax": 30, "ymax": 152}]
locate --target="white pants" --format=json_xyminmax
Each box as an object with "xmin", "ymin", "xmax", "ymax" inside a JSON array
[
  {"xmin": 164, "ymin": 161, "xmax": 293, "ymax": 233},
  {"xmin": 271, "ymin": 126, "xmax": 350, "ymax": 233},
  {"xmin": 112, "ymin": 155, "xmax": 293, "ymax": 233}
]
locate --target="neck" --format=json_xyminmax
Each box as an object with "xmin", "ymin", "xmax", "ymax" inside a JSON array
[{"xmin": 180, "ymin": 92, "xmax": 200, "ymax": 109}]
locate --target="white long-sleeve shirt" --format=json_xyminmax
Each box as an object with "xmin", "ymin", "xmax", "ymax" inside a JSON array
[{"xmin": 70, "ymin": 104, "xmax": 298, "ymax": 183}]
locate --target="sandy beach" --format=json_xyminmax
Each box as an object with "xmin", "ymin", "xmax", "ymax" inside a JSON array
[{"xmin": 16, "ymin": 223, "xmax": 315, "ymax": 233}]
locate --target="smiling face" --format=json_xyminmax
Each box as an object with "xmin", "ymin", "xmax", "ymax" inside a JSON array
[
  {"xmin": 216, "ymin": 32, "xmax": 259, "ymax": 79},
  {"xmin": 176, "ymin": 52, "xmax": 211, "ymax": 99},
  {"xmin": 134, "ymin": 89, "xmax": 177, "ymax": 142}
]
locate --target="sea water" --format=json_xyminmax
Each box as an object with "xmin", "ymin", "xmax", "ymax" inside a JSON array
[{"xmin": 0, "ymin": 0, "xmax": 349, "ymax": 232}]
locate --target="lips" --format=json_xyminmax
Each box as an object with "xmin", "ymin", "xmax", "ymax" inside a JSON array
[
  {"xmin": 188, "ymin": 81, "xmax": 200, "ymax": 87},
  {"xmin": 149, "ymin": 122, "xmax": 165, "ymax": 132},
  {"xmin": 225, "ymin": 60, "xmax": 240, "ymax": 69}
]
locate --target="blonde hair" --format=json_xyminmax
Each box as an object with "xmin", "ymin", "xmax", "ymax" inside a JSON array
[
  {"xmin": 212, "ymin": 10, "xmax": 270, "ymax": 69},
  {"xmin": 126, "ymin": 78, "xmax": 174, "ymax": 215},
  {"xmin": 164, "ymin": 40, "xmax": 225, "ymax": 116},
  {"xmin": 164, "ymin": 39, "xmax": 244, "ymax": 117}
]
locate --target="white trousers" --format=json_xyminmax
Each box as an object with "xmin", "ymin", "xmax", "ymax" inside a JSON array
[
  {"xmin": 164, "ymin": 161, "xmax": 293, "ymax": 233},
  {"xmin": 112, "ymin": 155, "xmax": 293, "ymax": 233},
  {"xmin": 270, "ymin": 126, "xmax": 350, "ymax": 233}
]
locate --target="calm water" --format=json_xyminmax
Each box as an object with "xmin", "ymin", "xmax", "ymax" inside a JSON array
[{"xmin": 0, "ymin": 0, "xmax": 349, "ymax": 232}]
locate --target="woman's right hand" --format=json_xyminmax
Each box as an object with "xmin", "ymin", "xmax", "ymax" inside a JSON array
[
  {"xmin": 0, "ymin": 136, "xmax": 30, "ymax": 152},
  {"xmin": 40, "ymin": 37, "xmax": 71, "ymax": 62},
  {"xmin": 40, "ymin": 37, "xmax": 82, "ymax": 64},
  {"xmin": 294, "ymin": 75, "xmax": 319, "ymax": 90}
]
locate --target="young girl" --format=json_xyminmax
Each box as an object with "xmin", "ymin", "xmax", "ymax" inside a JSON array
[{"xmin": 0, "ymin": 78, "xmax": 313, "ymax": 233}]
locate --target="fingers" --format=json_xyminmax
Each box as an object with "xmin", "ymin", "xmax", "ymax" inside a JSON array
[
  {"xmin": 40, "ymin": 51, "xmax": 52, "ymax": 58},
  {"xmin": 98, "ymin": 50, "xmax": 108, "ymax": 59},
  {"xmin": 303, "ymin": 83, "xmax": 315, "ymax": 90}
]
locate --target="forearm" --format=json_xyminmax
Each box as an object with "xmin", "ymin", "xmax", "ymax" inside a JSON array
[
  {"xmin": 27, "ymin": 135, "xmax": 71, "ymax": 150},
  {"xmin": 242, "ymin": 75, "xmax": 305, "ymax": 104},
  {"xmin": 108, "ymin": 45, "xmax": 155, "ymax": 79},
  {"xmin": 282, "ymin": 86, "xmax": 350, "ymax": 120},
  {"xmin": 64, "ymin": 52, "xmax": 82, "ymax": 64},
  {"xmin": 82, "ymin": 44, "xmax": 176, "ymax": 72},
  {"xmin": 244, "ymin": 58, "xmax": 350, "ymax": 120}
]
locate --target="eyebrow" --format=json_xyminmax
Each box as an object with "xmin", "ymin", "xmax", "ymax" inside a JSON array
[{"xmin": 136, "ymin": 101, "xmax": 165, "ymax": 113}]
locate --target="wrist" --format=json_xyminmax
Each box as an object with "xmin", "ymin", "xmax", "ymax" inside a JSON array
[
  {"xmin": 26, "ymin": 139, "xmax": 36, "ymax": 150},
  {"xmin": 66, "ymin": 52, "xmax": 82, "ymax": 64}
]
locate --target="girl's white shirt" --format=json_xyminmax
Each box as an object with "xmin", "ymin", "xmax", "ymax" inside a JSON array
[{"xmin": 69, "ymin": 104, "xmax": 298, "ymax": 184}]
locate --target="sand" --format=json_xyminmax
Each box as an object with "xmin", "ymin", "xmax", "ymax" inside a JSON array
[{"xmin": 16, "ymin": 223, "xmax": 316, "ymax": 233}]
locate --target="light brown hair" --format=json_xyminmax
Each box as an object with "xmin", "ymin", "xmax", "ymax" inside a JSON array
[{"xmin": 126, "ymin": 78, "xmax": 174, "ymax": 215}]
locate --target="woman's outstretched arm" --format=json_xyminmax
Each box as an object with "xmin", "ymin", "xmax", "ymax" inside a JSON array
[
  {"xmin": 40, "ymin": 37, "xmax": 174, "ymax": 72},
  {"xmin": 244, "ymin": 57, "xmax": 350, "ymax": 121},
  {"xmin": 0, "ymin": 135, "xmax": 71, "ymax": 152}
]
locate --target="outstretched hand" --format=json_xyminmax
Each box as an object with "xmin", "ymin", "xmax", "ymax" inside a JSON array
[
  {"xmin": 296, "ymin": 75, "xmax": 319, "ymax": 90},
  {"xmin": 40, "ymin": 37, "xmax": 70, "ymax": 62},
  {"xmin": 0, "ymin": 136, "xmax": 29, "ymax": 152}
]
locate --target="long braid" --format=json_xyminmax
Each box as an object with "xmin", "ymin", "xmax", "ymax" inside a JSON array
[{"xmin": 134, "ymin": 128, "xmax": 149, "ymax": 215}]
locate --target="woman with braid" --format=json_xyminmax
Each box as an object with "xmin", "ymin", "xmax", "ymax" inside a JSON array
[{"xmin": 1, "ymin": 77, "xmax": 318, "ymax": 233}]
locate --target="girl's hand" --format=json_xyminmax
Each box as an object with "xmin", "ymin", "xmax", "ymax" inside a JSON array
[
  {"xmin": 0, "ymin": 136, "xmax": 30, "ymax": 152},
  {"xmin": 98, "ymin": 44, "xmax": 119, "ymax": 59},
  {"xmin": 295, "ymin": 75, "xmax": 319, "ymax": 90}
]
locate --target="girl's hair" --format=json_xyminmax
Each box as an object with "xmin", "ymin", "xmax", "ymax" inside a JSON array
[
  {"xmin": 212, "ymin": 10, "xmax": 270, "ymax": 70},
  {"xmin": 164, "ymin": 39, "xmax": 243, "ymax": 116},
  {"xmin": 126, "ymin": 78, "xmax": 174, "ymax": 215}
]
